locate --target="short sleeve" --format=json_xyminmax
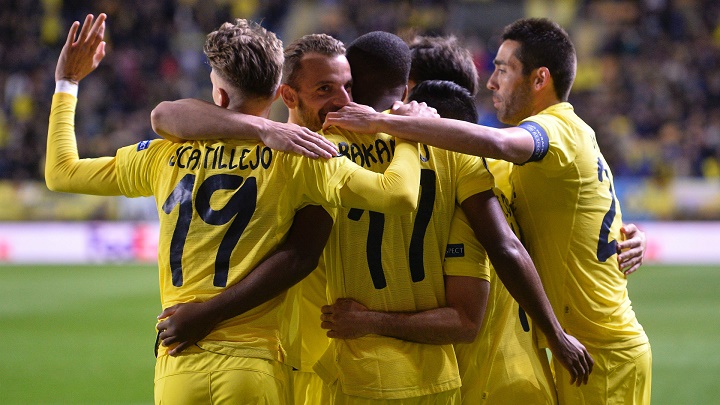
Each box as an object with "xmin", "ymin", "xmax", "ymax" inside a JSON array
[
  {"xmin": 520, "ymin": 115, "xmax": 576, "ymax": 173},
  {"xmin": 443, "ymin": 204, "xmax": 491, "ymax": 281},
  {"xmin": 455, "ymin": 153, "xmax": 495, "ymax": 204},
  {"xmin": 115, "ymin": 139, "xmax": 170, "ymax": 197}
]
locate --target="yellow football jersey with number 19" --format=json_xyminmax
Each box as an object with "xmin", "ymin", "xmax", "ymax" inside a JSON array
[
  {"xmin": 314, "ymin": 129, "xmax": 494, "ymax": 400},
  {"xmin": 111, "ymin": 128, "xmax": 419, "ymax": 361},
  {"xmin": 115, "ymin": 137, "xmax": 358, "ymax": 360}
]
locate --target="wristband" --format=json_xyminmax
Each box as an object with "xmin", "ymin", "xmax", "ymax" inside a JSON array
[{"xmin": 55, "ymin": 80, "xmax": 79, "ymax": 97}]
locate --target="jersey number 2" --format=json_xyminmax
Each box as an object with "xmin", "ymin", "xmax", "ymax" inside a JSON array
[{"xmin": 597, "ymin": 158, "xmax": 618, "ymax": 262}]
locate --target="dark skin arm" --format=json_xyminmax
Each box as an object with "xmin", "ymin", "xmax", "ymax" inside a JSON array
[
  {"xmin": 460, "ymin": 190, "xmax": 594, "ymax": 386},
  {"xmin": 320, "ymin": 275, "xmax": 489, "ymax": 344},
  {"xmin": 156, "ymin": 205, "xmax": 332, "ymax": 355}
]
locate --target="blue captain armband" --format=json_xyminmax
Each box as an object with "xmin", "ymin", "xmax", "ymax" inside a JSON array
[{"xmin": 518, "ymin": 121, "xmax": 549, "ymax": 163}]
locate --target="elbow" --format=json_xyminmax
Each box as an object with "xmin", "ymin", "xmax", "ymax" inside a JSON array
[
  {"xmin": 149, "ymin": 102, "xmax": 168, "ymax": 135},
  {"xmin": 45, "ymin": 177, "xmax": 69, "ymax": 193},
  {"xmin": 286, "ymin": 249, "xmax": 322, "ymax": 280},
  {"xmin": 150, "ymin": 102, "xmax": 181, "ymax": 141},
  {"xmin": 397, "ymin": 192, "xmax": 419, "ymax": 214},
  {"xmin": 44, "ymin": 167, "xmax": 67, "ymax": 193},
  {"xmin": 385, "ymin": 187, "xmax": 419, "ymax": 215},
  {"xmin": 297, "ymin": 254, "xmax": 321, "ymax": 276},
  {"xmin": 45, "ymin": 177, "xmax": 60, "ymax": 192},
  {"xmin": 454, "ymin": 320, "xmax": 482, "ymax": 344}
]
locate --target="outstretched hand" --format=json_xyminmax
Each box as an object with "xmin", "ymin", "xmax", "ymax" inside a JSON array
[
  {"xmin": 617, "ymin": 223, "xmax": 646, "ymax": 276},
  {"xmin": 56, "ymin": 13, "xmax": 107, "ymax": 84},
  {"xmin": 547, "ymin": 332, "xmax": 594, "ymax": 386},
  {"xmin": 156, "ymin": 302, "xmax": 221, "ymax": 356}
]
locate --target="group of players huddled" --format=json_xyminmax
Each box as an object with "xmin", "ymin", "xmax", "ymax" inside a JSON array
[{"xmin": 46, "ymin": 11, "xmax": 650, "ymax": 405}]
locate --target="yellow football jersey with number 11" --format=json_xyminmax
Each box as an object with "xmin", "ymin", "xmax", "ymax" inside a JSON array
[{"xmin": 314, "ymin": 130, "xmax": 495, "ymax": 400}]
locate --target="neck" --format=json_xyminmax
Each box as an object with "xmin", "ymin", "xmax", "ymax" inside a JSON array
[
  {"xmin": 287, "ymin": 109, "xmax": 301, "ymax": 126},
  {"xmin": 229, "ymin": 97, "xmax": 273, "ymax": 118},
  {"xmin": 530, "ymin": 85, "xmax": 563, "ymax": 117},
  {"xmin": 356, "ymin": 85, "xmax": 406, "ymax": 112}
]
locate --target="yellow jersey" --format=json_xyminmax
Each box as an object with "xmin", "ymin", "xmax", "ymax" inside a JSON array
[{"xmin": 314, "ymin": 130, "xmax": 494, "ymax": 399}]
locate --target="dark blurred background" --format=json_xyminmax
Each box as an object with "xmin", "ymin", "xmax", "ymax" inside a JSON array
[{"xmin": 2, "ymin": 0, "xmax": 719, "ymax": 221}]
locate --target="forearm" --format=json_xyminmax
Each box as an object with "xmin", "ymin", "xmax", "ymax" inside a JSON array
[
  {"xmin": 338, "ymin": 139, "xmax": 420, "ymax": 214},
  {"xmin": 460, "ymin": 193, "xmax": 563, "ymax": 343},
  {"xmin": 357, "ymin": 307, "xmax": 476, "ymax": 345},
  {"xmin": 487, "ymin": 242, "xmax": 564, "ymax": 342},
  {"xmin": 376, "ymin": 115, "xmax": 533, "ymax": 164},
  {"xmin": 193, "ymin": 205, "xmax": 330, "ymax": 323},
  {"xmin": 45, "ymin": 91, "xmax": 121, "ymax": 195},
  {"xmin": 204, "ymin": 246, "xmax": 319, "ymax": 322},
  {"xmin": 151, "ymin": 98, "xmax": 266, "ymax": 142},
  {"xmin": 328, "ymin": 275, "xmax": 487, "ymax": 344}
]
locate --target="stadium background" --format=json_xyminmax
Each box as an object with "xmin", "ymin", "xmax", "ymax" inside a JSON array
[{"xmin": 0, "ymin": 0, "xmax": 718, "ymax": 403}]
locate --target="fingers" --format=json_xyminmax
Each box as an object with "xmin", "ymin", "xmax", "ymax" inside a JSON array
[
  {"xmin": 160, "ymin": 334, "xmax": 176, "ymax": 347},
  {"xmin": 66, "ymin": 21, "xmax": 80, "ymax": 47},
  {"xmin": 296, "ymin": 130, "xmax": 338, "ymax": 159},
  {"xmin": 92, "ymin": 13, "xmax": 107, "ymax": 39},
  {"xmin": 72, "ymin": 14, "xmax": 106, "ymax": 49},
  {"xmin": 94, "ymin": 41, "xmax": 107, "ymax": 64},
  {"xmin": 623, "ymin": 263, "xmax": 641, "ymax": 276},
  {"xmin": 157, "ymin": 304, "xmax": 179, "ymax": 320},
  {"xmin": 586, "ymin": 349, "xmax": 594, "ymax": 375},
  {"xmin": 572, "ymin": 349, "xmax": 593, "ymax": 386},
  {"xmin": 77, "ymin": 14, "xmax": 95, "ymax": 45},
  {"xmin": 621, "ymin": 223, "xmax": 638, "ymax": 235},
  {"xmin": 168, "ymin": 341, "xmax": 192, "ymax": 356},
  {"xmin": 617, "ymin": 239, "xmax": 640, "ymax": 251}
]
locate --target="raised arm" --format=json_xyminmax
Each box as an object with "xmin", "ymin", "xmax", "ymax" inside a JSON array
[
  {"xmin": 324, "ymin": 101, "xmax": 536, "ymax": 164},
  {"xmin": 45, "ymin": 13, "xmax": 122, "ymax": 196},
  {"xmin": 151, "ymin": 98, "xmax": 338, "ymax": 159},
  {"xmin": 157, "ymin": 204, "xmax": 332, "ymax": 355},
  {"xmin": 460, "ymin": 190, "xmax": 594, "ymax": 386},
  {"xmin": 320, "ymin": 275, "xmax": 489, "ymax": 345}
]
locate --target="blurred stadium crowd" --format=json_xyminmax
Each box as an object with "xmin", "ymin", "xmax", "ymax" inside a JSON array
[{"xmin": 1, "ymin": 0, "xmax": 719, "ymax": 184}]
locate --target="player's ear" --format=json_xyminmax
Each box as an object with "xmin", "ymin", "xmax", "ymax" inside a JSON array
[
  {"xmin": 401, "ymin": 85, "xmax": 409, "ymax": 103},
  {"xmin": 217, "ymin": 88, "xmax": 231, "ymax": 108},
  {"xmin": 533, "ymin": 67, "xmax": 551, "ymax": 91},
  {"xmin": 280, "ymin": 84, "xmax": 298, "ymax": 109}
]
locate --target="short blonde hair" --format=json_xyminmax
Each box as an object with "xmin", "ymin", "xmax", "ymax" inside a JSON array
[{"xmin": 204, "ymin": 19, "xmax": 283, "ymax": 99}]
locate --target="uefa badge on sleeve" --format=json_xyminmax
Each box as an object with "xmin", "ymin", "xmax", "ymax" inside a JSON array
[{"xmin": 137, "ymin": 140, "xmax": 151, "ymax": 151}]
